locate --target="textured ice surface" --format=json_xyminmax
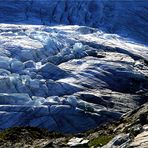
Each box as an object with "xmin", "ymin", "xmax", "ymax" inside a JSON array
[
  {"xmin": 0, "ymin": 0, "xmax": 147, "ymax": 43},
  {"xmin": 0, "ymin": 24, "xmax": 147, "ymax": 133},
  {"xmin": 0, "ymin": 0, "xmax": 147, "ymax": 133}
]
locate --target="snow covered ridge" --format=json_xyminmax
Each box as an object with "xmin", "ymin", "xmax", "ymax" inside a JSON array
[
  {"xmin": 0, "ymin": 0, "xmax": 147, "ymax": 43},
  {"xmin": 0, "ymin": 24, "xmax": 148, "ymax": 133}
]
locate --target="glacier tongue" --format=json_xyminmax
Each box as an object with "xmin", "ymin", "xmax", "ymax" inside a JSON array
[{"xmin": 0, "ymin": 24, "xmax": 147, "ymax": 133}]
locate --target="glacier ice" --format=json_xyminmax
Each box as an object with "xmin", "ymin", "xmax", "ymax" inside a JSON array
[
  {"xmin": 38, "ymin": 62, "xmax": 67, "ymax": 80},
  {"xmin": 0, "ymin": 0, "xmax": 147, "ymax": 43},
  {"xmin": 72, "ymin": 43, "xmax": 87, "ymax": 58},
  {"xmin": 0, "ymin": 93, "xmax": 31, "ymax": 105},
  {"xmin": 0, "ymin": 24, "xmax": 147, "ymax": 133},
  {"xmin": 11, "ymin": 60, "xmax": 24, "ymax": 73},
  {"xmin": 24, "ymin": 60, "xmax": 35, "ymax": 68},
  {"xmin": 0, "ymin": 0, "xmax": 147, "ymax": 133}
]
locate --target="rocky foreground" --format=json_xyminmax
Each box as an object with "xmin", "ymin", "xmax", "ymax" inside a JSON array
[{"xmin": 0, "ymin": 103, "xmax": 147, "ymax": 148}]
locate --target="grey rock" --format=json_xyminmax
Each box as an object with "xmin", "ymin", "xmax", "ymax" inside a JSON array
[{"xmin": 102, "ymin": 133, "xmax": 130, "ymax": 148}]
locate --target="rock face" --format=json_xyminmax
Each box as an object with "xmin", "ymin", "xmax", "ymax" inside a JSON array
[
  {"xmin": 103, "ymin": 103, "xmax": 148, "ymax": 148},
  {"xmin": 102, "ymin": 133, "xmax": 130, "ymax": 148},
  {"xmin": 129, "ymin": 126, "xmax": 148, "ymax": 148}
]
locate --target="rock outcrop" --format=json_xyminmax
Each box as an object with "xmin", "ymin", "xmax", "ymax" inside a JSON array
[{"xmin": 103, "ymin": 103, "xmax": 148, "ymax": 148}]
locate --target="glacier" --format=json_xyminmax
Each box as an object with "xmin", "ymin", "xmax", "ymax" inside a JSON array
[
  {"xmin": 0, "ymin": 0, "xmax": 147, "ymax": 133},
  {"xmin": 0, "ymin": 0, "xmax": 147, "ymax": 43}
]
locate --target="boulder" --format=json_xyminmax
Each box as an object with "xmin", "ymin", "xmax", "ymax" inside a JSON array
[
  {"xmin": 68, "ymin": 137, "xmax": 89, "ymax": 147},
  {"xmin": 102, "ymin": 133, "xmax": 130, "ymax": 148}
]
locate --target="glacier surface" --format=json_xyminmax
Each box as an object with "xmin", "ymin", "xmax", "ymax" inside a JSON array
[
  {"xmin": 0, "ymin": 24, "xmax": 147, "ymax": 133},
  {"xmin": 0, "ymin": 0, "xmax": 147, "ymax": 43},
  {"xmin": 0, "ymin": 0, "xmax": 147, "ymax": 133}
]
